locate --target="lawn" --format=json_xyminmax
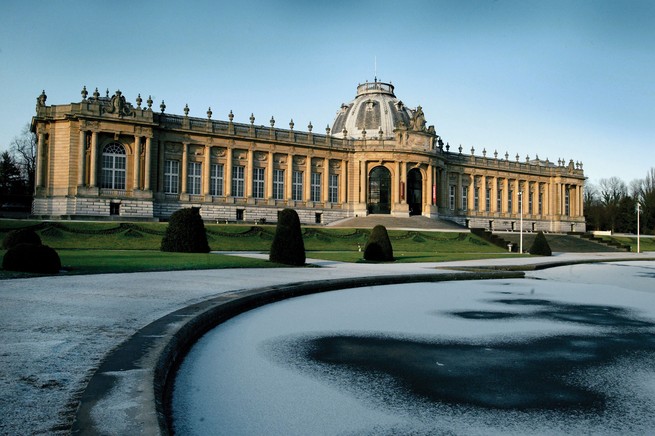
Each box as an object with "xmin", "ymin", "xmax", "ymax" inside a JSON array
[{"xmin": 0, "ymin": 219, "xmax": 521, "ymax": 277}]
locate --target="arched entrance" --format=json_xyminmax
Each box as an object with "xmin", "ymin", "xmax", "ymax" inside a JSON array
[
  {"xmin": 407, "ymin": 168, "xmax": 422, "ymax": 216},
  {"xmin": 368, "ymin": 166, "xmax": 391, "ymax": 214}
]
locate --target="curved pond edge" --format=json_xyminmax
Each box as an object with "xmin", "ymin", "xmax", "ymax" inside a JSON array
[{"xmin": 71, "ymin": 270, "xmax": 527, "ymax": 435}]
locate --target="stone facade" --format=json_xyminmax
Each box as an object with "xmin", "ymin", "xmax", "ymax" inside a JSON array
[{"xmin": 30, "ymin": 82, "xmax": 586, "ymax": 231}]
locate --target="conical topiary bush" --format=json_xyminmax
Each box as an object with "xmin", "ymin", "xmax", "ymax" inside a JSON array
[
  {"xmin": 269, "ymin": 208, "xmax": 306, "ymax": 266},
  {"xmin": 161, "ymin": 207, "xmax": 210, "ymax": 253},
  {"xmin": 529, "ymin": 231, "xmax": 552, "ymax": 256},
  {"xmin": 364, "ymin": 224, "xmax": 394, "ymax": 261}
]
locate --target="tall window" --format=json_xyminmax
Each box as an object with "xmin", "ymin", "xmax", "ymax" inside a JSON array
[
  {"xmin": 232, "ymin": 165, "xmax": 244, "ymax": 197},
  {"xmin": 187, "ymin": 162, "xmax": 202, "ymax": 195},
  {"xmin": 565, "ymin": 187, "xmax": 570, "ymax": 216},
  {"xmin": 528, "ymin": 191, "xmax": 534, "ymax": 215},
  {"xmin": 497, "ymin": 188, "xmax": 503, "ymax": 213},
  {"xmin": 461, "ymin": 186, "xmax": 468, "ymax": 210},
  {"xmin": 485, "ymin": 188, "xmax": 491, "ymax": 212},
  {"xmin": 311, "ymin": 172, "xmax": 321, "ymax": 202},
  {"xmin": 253, "ymin": 168, "xmax": 265, "ymax": 198},
  {"xmin": 538, "ymin": 191, "xmax": 543, "ymax": 215},
  {"xmin": 210, "ymin": 163, "xmax": 224, "ymax": 196},
  {"xmin": 292, "ymin": 170, "xmax": 303, "ymax": 201},
  {"xmin": 449, "ymin": 185, "xmax": 456, "ymax": 210},
  {"xmin": 329, "ymin": 174, "xmax": 339, "ymax": 203},
  {"xmin": 474, "ymin": 187, "xmax": 479, "ymax": 211},
  {"xmin": 101, "ymin": 143, "xmax": 126, "ymax": 189},
  {"xmin": 273, "ymin": 169, "xmax": 284, "ymax": 200},
  {"xmin": 164, "ymin": 160, "xmax": 179, "ymax": 194}
]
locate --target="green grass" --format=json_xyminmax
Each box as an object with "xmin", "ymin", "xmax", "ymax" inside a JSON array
[
  {"xmin": 601, "ymin": 235, "xmax": 655, "ymax": 253},
  {"xmin": 0, "ymin": 249, "xmax": 275, "ymax": 278},
  {"xmin": 0, "ymin": 219, "xmax": 521, "ymax": 278}
]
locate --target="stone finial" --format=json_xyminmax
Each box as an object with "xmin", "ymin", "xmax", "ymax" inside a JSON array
[
  {"xmin": 207, "ymin": 107, "xmax": 212, "ymax": 119},
  {"xmin": 106, "ymin": 89, "xmax": 110, "ymax": 98},
  {"xmin": 471, "ymin": 146, "xmax": 475, "ymax": 155},
  {"xmin": 445, "ymin": 142, "xmax": 450, "ymax": 152},
  {"xmin": 458, "ymin": 144, "xmax": 462, "ymax": 154},
  {"xmin": 308, "ymin": 121, "xmax": 313, "ymax": 132},
  {"xmin": 250, "ymin": 113, "xmax": 255, "ymax": 125},
  {"xmin": 516, "ymin": 153, "xmax": 520, "ymax": 162},
  {"xmin": 93, "ymin": 87, "xmax": 100, "ymax": 99},
  {"xmin": 270, "ymin": 116, "xmax": 275, "ymax": 127},
  {"xmin": 505, "ymin": 151, "xmax": 509, "ymax": 160},
  {"xmin": 379, "ymin": 127, "xmax": 384, "ymax": 139},
  {"xmin": 557, "ymin": 158, "xmax": 562, "ymax": 166},
  {"xmin": 289, "ymin": 119, "xmax": 294, "ymax": 130},
  {"xmin": 494, "ymin": 150, "xmax": 498, "ymax": 159},
  {"xmin": 342, "ymin": 128, "xmax": 348, "ymax": 137},
  {"xmin": 81, "ymin": 86, "xmax": 88, "ymax": 101},
  {"xmin": 326, "ymin": 125, "xmax": 331, "ymax": 136},
  {"xmin": 526, "ymin": 154, "xmax": 530, "ymax": 162},
  {"xmin": 228, "ymin": 110, "xmax": 234, "ymax": 122},
  {"xmin": 361, "ymin": 128, "xmax": 367, "ymax": 139},
  {"xmin": 136, "ymin": 93, "xmax": 142, "ymax": 108},
  {"xmin": 147, "ymin": 95, "xmax": 153, "ymax": 110},
  {"xmin": 184, "ymin": 104, "xmax": 189, "ymax": 116},
  {"xmin": 535, "ymin": 154, "xmax": 539, "ymax": 160},
  {"xmin": 160, "ymin": 100, "xmax": 166, "ymax": 113},
  {"xmin": 482, "ymin": 148, "xmax": 487, "ymax": 157}
]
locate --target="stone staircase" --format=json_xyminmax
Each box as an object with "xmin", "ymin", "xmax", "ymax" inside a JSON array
[{"xmin": 327, "ymin": 215, "xmax": 466, "ymax": 230}]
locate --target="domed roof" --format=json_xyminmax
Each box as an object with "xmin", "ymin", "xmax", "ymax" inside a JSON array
[{"xmin": 331, "ymin": 80, "xmax": 415, "ymax": 140}]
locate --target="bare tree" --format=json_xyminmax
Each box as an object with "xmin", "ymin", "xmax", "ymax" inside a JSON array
[
  {"xmin": 598, "ymin": 177, "xmax": 628, "ymax": 232},
  {"xmin": 9, "ymin": 124, "xmax": 36, "ymax": 193}
]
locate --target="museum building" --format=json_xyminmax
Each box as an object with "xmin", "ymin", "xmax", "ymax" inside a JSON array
[{"xmin": 30, "ymin": 80, "xmax": 586, "ymax": 232}]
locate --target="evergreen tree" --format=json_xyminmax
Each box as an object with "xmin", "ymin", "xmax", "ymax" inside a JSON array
[{"xmin": 269, "ymin": 208, "xmax": 305, "ymax": 266}]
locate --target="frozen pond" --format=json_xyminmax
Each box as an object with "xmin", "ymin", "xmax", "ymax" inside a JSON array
[{"xmin": 172, "ymin": 262, "xmax": 655, "ymax": 435}]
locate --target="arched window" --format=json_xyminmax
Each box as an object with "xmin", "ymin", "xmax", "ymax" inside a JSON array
[{"xmin": 101, "ymin": 143, "xmax": 126, "ymax": 189}]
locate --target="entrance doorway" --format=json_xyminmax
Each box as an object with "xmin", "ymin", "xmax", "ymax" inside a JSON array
[
  {"xmin": 407, "ymin": 168, "xmax": 422, "ymax": 216},
  {"xmin": 368, "ymin": 166, "xmax": 391, "ymax": 214}
]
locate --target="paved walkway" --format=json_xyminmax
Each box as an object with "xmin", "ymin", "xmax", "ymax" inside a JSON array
[{"xmin": 0, "ymin": 251, "xmax": 653, "ymax": 435}]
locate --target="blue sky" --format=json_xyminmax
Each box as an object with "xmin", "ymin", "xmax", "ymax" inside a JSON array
[{"xmin": 1, "ymin": 0, "xmax": 653, "ymax": 186}]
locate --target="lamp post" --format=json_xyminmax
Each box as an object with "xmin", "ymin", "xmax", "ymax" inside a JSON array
[
  {"xmin": 519, "ymin": 191, "xmax": 523, "ymax": 254},
  {"xmin": 637, "ymin": 201, "xmax": 641, "ymax": 254}
]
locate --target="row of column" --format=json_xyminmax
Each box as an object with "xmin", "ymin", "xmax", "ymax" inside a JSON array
[
  {"xmin": 452, "ymin": 174, "xmax": 583, "ymax": 217},
  {"xmin": 175, "ymin": 144, "xmax": 346, "ymax": 203}
]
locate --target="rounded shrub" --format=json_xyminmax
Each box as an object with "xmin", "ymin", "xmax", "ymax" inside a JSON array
[
  {"xmin": 161, "ymin": 207, "xmax": 210, "ymax": 253},
  {"xmin": 2, "ymin": 243, "xmax": 61, "ymax": 274},
  {"xmin": 269, "ymin": 208, "xmax": 305, "ymax": 266},
  {"xmin": 364, "ymin": 225, "xmax": 394, "ymax": 262},
  {"xmin": 529, "ymin": 231, "xmax": 552, "ymax": 256},
  {"xmin": 3, "ymin": 228, "xmax": 42, "ymax": 249}
]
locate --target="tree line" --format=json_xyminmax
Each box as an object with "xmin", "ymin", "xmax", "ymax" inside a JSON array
[
  {"xmin": 585, "ymin": 169, "xmax": 655, "ymax": 235},
  {"xmin": 0, "ymin": 125, "xmax": 36, "ymax": 211}
]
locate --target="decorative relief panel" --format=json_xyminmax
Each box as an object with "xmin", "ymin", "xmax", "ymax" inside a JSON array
[
  {"xmin": 212, "ymin": 148, "xmax": 226, "ymax": 157},
  {"xmin": 166, "ymin": 142, "xmax": 182, "ymax": 154},
  {"xmin": 255, "ymin": 152, "xmax": 267, "ymax": 161}
]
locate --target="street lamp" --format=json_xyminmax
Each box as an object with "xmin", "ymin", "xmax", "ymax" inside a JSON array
[
  {"xmin": 637, "ymin": 202, "xmax": 641, "ymax": 254},
  {"xmin": 518, "ymin": 191, "xmax": 523, "ymax": 254}
]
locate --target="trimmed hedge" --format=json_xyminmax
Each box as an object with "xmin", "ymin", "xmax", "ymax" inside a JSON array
[
  {"xmin": 529, "ymin": 231, "xmax": 552, "ymax": 256},
  {"xmin": 269, "ymin": 209, "xmax": 305, "ymax": 266},
  {"xmin": 161, "ymin": 208, "xmax": 210, "ymax": 253},
  {"xmin": 2, "ymin": 243, "xmax": 61, "ymax": 274},
  {"xmin": 3, "ymin": 228, "xmax": 42, "ymax": 249},
  {"xmin": 364, "ymin": 225, "xmax": 394, "ymax": 261}
]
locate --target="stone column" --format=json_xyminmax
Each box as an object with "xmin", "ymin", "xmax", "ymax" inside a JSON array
[
  {"xmin": 89, "ymin": 132, "xmax": 98, "ymax": 187},
  {"xmin": 427, "ymin": 164, "xmax": 433, "ymax": 207},
  {"xmin": 36, "ymin": 132, "xmax": 45, "ymax": 188},
  {"xmin": 203, "ymin": 145, "xmax": 211, "ymax": 196},
  {"xmin": 342, "ymin": 159, "xmax": 348, "ymax": 203},
  {"xmin": 133, "ymin": 136, "xmax": 141, "ymax": 190},
  {"xmin": 225, "ymin": 147, "xmax": 233, "ymax": 197},
  {"xmin": 78, "ymin": 130, "xmax": 86, "ymax": 186},
  {"xmin": 144, "ymin": 137, "xmax": 152, "ymax": 191},
  {"xmin": 305, "ymin": 156, "xmax": 312, "ymax": 202},
  {"xmin": 181, "ymin": 143, "xmax": 188, "ymax": 194},
  {"xmin": 468, "ymin": 176, "xmax": 475, "ymax": 211},
  {"xmin": 360, "ymin": 160, "xmax": 367, "ymax": 204},
  {"xmin": 246, "ymin": 149, "xmax": 254, "ymax": 198},
  {"xmin": 480, "ymin": 176, "xmax": 487, "ymax": 212},
  {"xmin": 323, "ymin": 158, "xmax": 330, "ymax": 203},
  {"xmin": 286, "ymin": 153, "xmax": 293, "ymax": 201},
  {"xmin": 266, "ymin": 151, "xmax": 274, "ymax": 199},
  {"xmin": 491, "ymin": 177, "xmax": 498, "ymax": 213}
]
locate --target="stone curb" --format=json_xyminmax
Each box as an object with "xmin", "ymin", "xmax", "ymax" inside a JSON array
[{"xmin": 71, "ymin": 270, "xmax": 523, "ymax": 435}]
